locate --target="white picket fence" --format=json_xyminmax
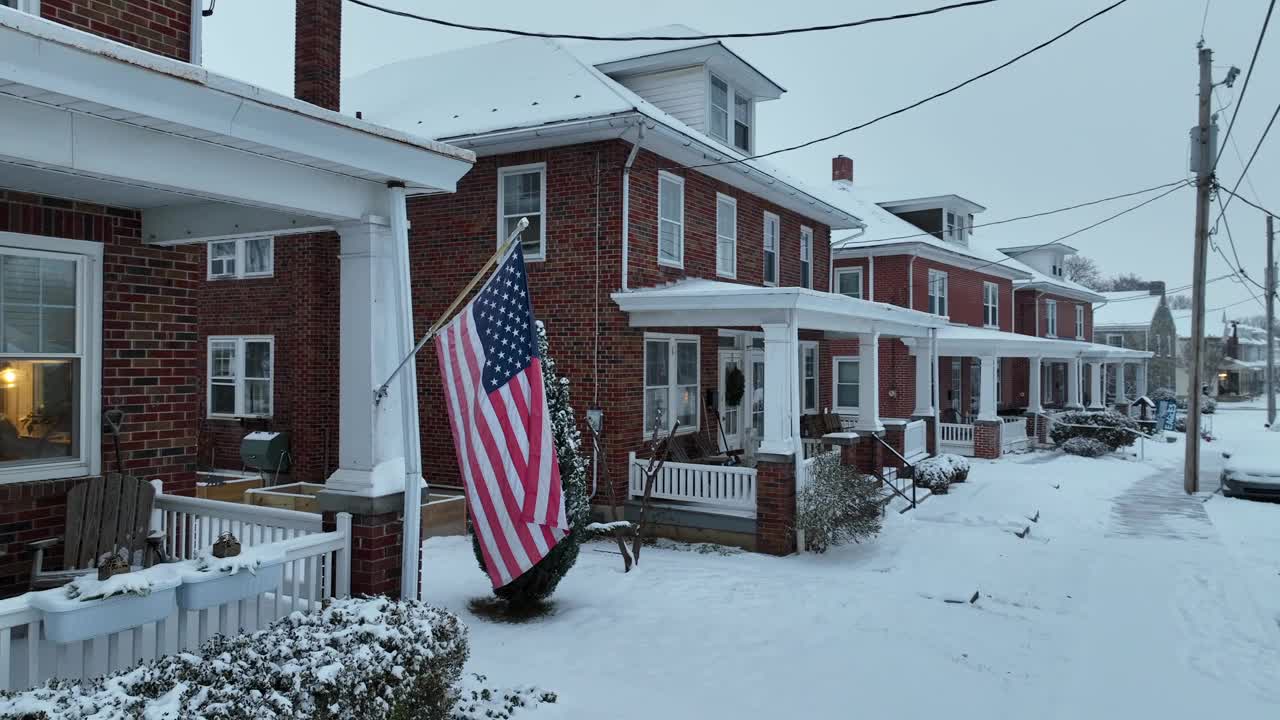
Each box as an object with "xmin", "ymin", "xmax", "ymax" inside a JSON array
[
  {"xmin": 628, "ymin": 452, "xmax": 757, "ymax": 515},
  {"xmin": 801, "ymin": 438, "xmax": 829, "ymax": 459},
  {"xmin": 1, "ymin": 489, "xmax": 350, "ymax": 692},
  {"xmin": 939, "ymin": 422, "xmax": 975, "ymax": 455},
  {"xmin": 904, "ymin": 419, "xmax": 928, "ymax": 461}
]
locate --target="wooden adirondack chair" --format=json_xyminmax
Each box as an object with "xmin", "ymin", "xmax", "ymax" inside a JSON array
[{"xmin": 27, "ymin": 474, "xmax": 164, "ymax": 589}]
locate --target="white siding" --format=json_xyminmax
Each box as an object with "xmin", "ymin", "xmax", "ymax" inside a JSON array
[{"xmin": 617, "ymin": 66, "xmax": 706, "ymax": 132}]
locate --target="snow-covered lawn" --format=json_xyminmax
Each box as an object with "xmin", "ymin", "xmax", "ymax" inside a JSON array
[{"xmin": 423, "ymin": 405, "xmax": 1280, "ymax": 719}]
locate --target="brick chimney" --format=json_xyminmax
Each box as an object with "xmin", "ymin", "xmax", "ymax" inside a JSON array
[
  {"xmin": 295, "ymin": 0, "xmax": 342, "ymax": 111},
  {"xmin": 1148, "ymin": 280, "xmax": 1166, "ymax": 296},
  {"xmin": 832, "ymin": 155, "xmax": 854, "ymax": 188}
]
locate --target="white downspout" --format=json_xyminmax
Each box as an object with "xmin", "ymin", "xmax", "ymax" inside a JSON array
[
  {"xmin": 868, "ymin": 256, "xmax": 876, "ymax": 302},
  {"xmin": 620, "ymin": 125, "xmax": 644, "ymax": 291},
  {"xmin": 190, "ymin": 0, "xmax": 204, "ymax": 64},
  {"xmin": 907, "ymin": 254, "xmax": 917, "ymax": 310},
  {"xmin": 388, "ymin": 183, "xmax": 424, "ymax": 600}
]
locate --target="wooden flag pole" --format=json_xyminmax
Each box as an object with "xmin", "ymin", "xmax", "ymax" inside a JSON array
[{"xmin": 375, "ymin": 217, "xmax": 528, "ymax": 406}]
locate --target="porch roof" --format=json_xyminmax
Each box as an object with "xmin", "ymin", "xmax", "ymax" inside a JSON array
[
  {"xmin": 0, "ymin": 7, "xmax": 475, "ymax": 243},
  {"xmin": 905, "ymin": 325, "xmax": 1155, "ymax": 361},
  {"xmin": 611, "ymin": 278, "xmax": 946, "ymax": 338}
]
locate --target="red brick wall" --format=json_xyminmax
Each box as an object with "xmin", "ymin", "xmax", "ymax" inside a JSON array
[
  {"xmin": 833, "ymin": 253, "xmax": 1015, "ymax": 329},
  {"xmin": 194, "ymin": 234, "xmax": 340, "ymax": 482},
  {"xmin": 41, "ymin": 0, "xmax": 193, "ymax": 62},
  {"xmin": 294, "ymin": 0, "xmax": 341, "ymax": 110},
  {"xmin": 0, "ymin": 190, "xmax": 199, "ymax": 598},
  {"xmin": 1014, "ymin": 290, "xmax": 1091, "ymax": 339}
]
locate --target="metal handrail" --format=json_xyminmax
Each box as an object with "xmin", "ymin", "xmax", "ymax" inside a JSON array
[{"xmin": 870, "ymin": 434, "xmax": 917, "ymax": 510}]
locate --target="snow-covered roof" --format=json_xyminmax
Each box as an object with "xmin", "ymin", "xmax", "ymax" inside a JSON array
[
  {"xmin": 922, "ymin": 325, "xmax": 1152, "ymax": 360},
  {"xmin": 1093, "ymin": 291, "xmax": 1164, "ymax": 330},
  {"xmin": 1005, "ymin": 259, "xmax": 1104, "ymax": 301}
]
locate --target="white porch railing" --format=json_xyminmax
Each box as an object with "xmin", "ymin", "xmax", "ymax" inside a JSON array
[
  {"xmin": 1001, "ymin": 416, "xmax": 1031, "ymax": 453},
  {"xmin": 801, "ymin": 438, "xmax": 830, "ymax": 459},
  {"xmin": 939, "ymin": 423, "xmax": 975, "ymax": 455},
  {"xmin": 904, "ymin": 419, "xmax": 928, "ymax": 461},
  {"xmin": 628, "ymin": 452, "xmax": 756, "ymax": 515},
  {"xmin": 1, "ymin": 493, "xmax": 351, "ymax": 692}
]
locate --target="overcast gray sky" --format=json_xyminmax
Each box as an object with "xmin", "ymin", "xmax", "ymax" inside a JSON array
[{"xmin": 204, "ymin": 0, "xmax": 1278, "ymax": 321}]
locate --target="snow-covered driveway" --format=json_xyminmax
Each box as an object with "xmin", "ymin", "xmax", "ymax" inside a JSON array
[{"xmin": 423, "ymin": 405, "xmax": 1280, "ymax": 719}]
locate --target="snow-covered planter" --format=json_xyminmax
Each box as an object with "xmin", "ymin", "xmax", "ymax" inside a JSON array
[
  {"xmin": 1049, "ymin": 410, "xmax": 1142, "ymax": 451},
  {"xmin": 175, "ymin": 546, "xmax": 284, "ymax": 611},
  {"xmin": 914, "ymin": 454, "xmax": 969, "ymax": 493},
  {"xmin": 1, "ymin": 598, "xmax": 471, "ymax": 720},
  {"xmin": 794, "ymin": 452, "xmax": 886, "ymax": 553},
  {"xmin": 1061, "ymin": 436, "xmax": 1110, "ymax": 458},
  {"xmin": 28, "ymin": 566, "xmax": 181, "ymax": 644}
]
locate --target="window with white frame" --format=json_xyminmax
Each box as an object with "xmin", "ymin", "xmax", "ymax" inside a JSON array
[
  {"xmin": 643, "ymin": 334, "xmax": 698, "ymax": 436},
  {"xmin": 498, "ymin": 163, "xmax": 546, "ymax": 260},
  {"xmin": 1044, "ymin": 299, "xmax": 1058, "ymax": 337},
  {"xmin": 0, "ymin": 1, "xmax": 39, "ymax": 13},
  {"xmin": 658, "ymin": 172, "xmax": 685, "ymax": 267},
  {"xmin": 995, "ymin": 360, "xmax": 1002, "ymax": 404},
  {"xmin": 0, "ymin": 237, "xmax": 101, "ymax": 483},
  {"xmin": 800, "ymin": 226, "xmax": 814, "ymax": 289},
  {"xmin": 945, "ymin": 211, "xmax": 967, "ymax": 244},
  {"xmin": 1075, "ymin": 305, "xmax": 1085, "ymax": 339},
  {"xmin": 799, "ymin": 342, "xmax": 818, "ymax": 413},
  {"xmin": 207, "ymin": 237, "xmax": 273, "ymax": 280},
  {"xmin": 208, "ymin": 336, "xmax": 274, "ymax": 418},
  {"xmin": 835, "ymin": 267, "xmax": 863, "ymax": 299},
  {"xmin": 708, "ymin": 73, "xmax": 752, "ymax": 153},
  {"xmin": 763, "ymin": 212, "xmax": 780, "ymax": 285},
  {"xmin": 716, "ymin": 193, "xmax": 737, "ymax": 278},
  {"xmin": 1106, "ymin": 334, "xmax": 1123, "ymax": 348},
  {"xmin": 927, "ymin": 269, "xmax": 948, "ymax": 316},
  {"xmin": 983, "ymin": 281, "xmax": 999, "ymax": 327},
  {"xmin": 833, "ymin": 356, "xmax": 860, "ymax": 412}
]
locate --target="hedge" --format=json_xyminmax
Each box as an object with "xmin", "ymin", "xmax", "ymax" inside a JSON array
[{"xmin": 1049, "ymin": 410, "xmax": 1143, "ymax": 451}]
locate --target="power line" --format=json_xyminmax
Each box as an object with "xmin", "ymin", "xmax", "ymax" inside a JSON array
[
  {"xmin": 343, "ymin": 0, "xmax": 998, "ymax": 41},
  {"xmin": 1215, "ymin": 183, "xmax": 1280, "ymax": 218},
  {"xmin": 1212, "ymin": 0, "xmax": 1275, "ymax": 172},
  {"xmin": 1213, "ymin": 193, "xmax": 1267, "ymax": 291},
  {"xmin": 1200, "ymin": 0, "xmax": 1212, "ymax": 42},
  {"xmin": 1215, "ymin": 88, "xmax": 1264, "ymax": 204},
  {"xmin": 1218, "ymin": 98, "xmax": 1280, "ymax": 219},
  {"xmin": 1174, "ymin": 296, "xmax": 1259, "ymax": 319},
  {"xmin": 1100, "ymin": 273, "xmax": 1233, "ymax": 302},
  {"xmin": 673, "ymin": 0, "xmax": 1133, "ymax": 171},
  {"xmin": 835, "ymin": 179, "xmax": 1184, "ymax": 247}
]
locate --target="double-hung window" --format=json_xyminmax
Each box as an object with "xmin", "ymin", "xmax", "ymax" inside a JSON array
[
  {"xmin": 1075, "ymin": 305, "xmax": 1085, "ymax": 339},
  {"xmin": 208, "ymin": 336, "xmax": 274, "ymax": 418},
  {"xmin": 833, "ymin": 356, "xmax": 860, "ymax": 413},
  {"xmin": 835, "ymin": 267, "xmax": 863, "ymax": 299},
  {"xmin": 945, "ymin": 211, "xmax": 967, "ymax": 244},
  {"xmin": 799, "ymin": 226, "xmax": 814, "ymax": 289},
  {"xmin": 1106, "ymin": 334, "xmax": 1123, "ymax": 348},
  {"xmin": 0, "ymin": 236, "xmax": 102, "ymax": 483},
  {"xmin": 763, "ymin": 212, "xmax": 780, "ymax": 285},
  {"xmin": 643, "ymin": 333, "xmax": 698, "ymax": 436},
  {"xmin": 1044, "ymin": 300, "xmax": 1058, "ymax": 337},
  {"xmin": 799, "ymin": 342, "xmax": 818, "ymax": 413},
  {"xmin": 927, "ymin": 269, "xmax": 948, "ymax": 316},
  {"xmin": 498, "ymin": 163, "xmax": 547, "ymax": 260},
  {"xmin": 709, "ymin": 73, "xmax": 752, "ymax": 153},
  {"xmin": 658, "ymin": 172, "xmax": 685, "ymax": 267},
  {"xmin": 716, "ymin": 193, "xmax": 737, "ymax": 278},
  {"xmin": 208, "ymin": 237, "xmax": 273, "ymax": 280},
  {"xmin": 982, "ymin": 281, "xmax": 999, "ymax": 327}
]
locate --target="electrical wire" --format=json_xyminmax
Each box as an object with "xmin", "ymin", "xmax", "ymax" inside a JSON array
[
  {"xmin": 1218, "ymin": 98, "xmax": 1280, "ymax": 220},
  {"xmin": 1213, "ymin": 194, "xmax": 1267, "ymax": 291},
  {"xmin": 1212, "ymin": 0, "xmax": 1275, "ymax": 173},
  {"xmin": 1200, "ymin": 0, "xmax": 1212, "ymax": 43},
  {"xmin": 1215, "ymin": 183, "xmax": 1280, "ymax": 219},
  {"xmin": 1099, "ymin": 274, "xmax": 1233, "ymax": 302},
  {"xmin": 343, "ymin": 0, "xmax": 998, "ymax": 41},
  {"xmin": 1173, "ymin": 296, "xmax": 1258, "ymax": 318}
]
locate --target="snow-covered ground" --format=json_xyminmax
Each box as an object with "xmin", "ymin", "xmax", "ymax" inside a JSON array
[{"xmin": 423, "ymin": 403, "xmax": 1280, "ymax": 719}]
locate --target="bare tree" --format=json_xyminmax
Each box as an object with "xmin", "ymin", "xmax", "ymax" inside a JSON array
[
  {"xmin": 1168, "ymin": 294, "xmax": 1192, "ymax": 311},
  {"xmin": 1103, "ymin": 273, "xmax": 1150, "ymax": 291},
  {"xmin": 1064, "ymin": 255, "xmax": 1105, "ymax": 290}
]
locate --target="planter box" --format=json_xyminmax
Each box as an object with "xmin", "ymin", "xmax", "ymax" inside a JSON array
[
  {"xmin": 244, "ymin": 482, "xmax": 325, "ymax": 513},
  {"xmin": 177, "ymin": 563, "xmax": 283, "ymax": 610},
  {"xmin": 32, "ymin": 584, "xmax": 178, "ymax": 644},
  {"xmin": 196, "ymin": 472, "xmax": 263, "ymax": 504},
  {"xmin": 421, "ymin": 494, "xmax": 467, "ymax": 538}
]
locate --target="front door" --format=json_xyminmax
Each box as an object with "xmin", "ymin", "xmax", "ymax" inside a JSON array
[{"xmin": 717, "ymin": 350, "xmax": 744, "ymax": 452}]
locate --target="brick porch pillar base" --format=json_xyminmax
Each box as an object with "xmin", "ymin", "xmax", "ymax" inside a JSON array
[
  {"xmin": 839, "ymin": 434, "xmax": 884, "ymax": 474},
  {"xmin": 881, "ymin": 422, "xmax": 906, "ymax": 470},
  {"xmin": 1027, "ymin": 412, "xmax": 1050, "ymax": 445},
  {"xmin": 320, "ymin": 491, "xmax": 424, "ymax": 598},
  {"xmin": 754, "ymin": 457, "xmax": 796, "ymax": 556},
  {"xmin": 973, "ymin": 420, "xmax": 1002, "ymax": 459}
]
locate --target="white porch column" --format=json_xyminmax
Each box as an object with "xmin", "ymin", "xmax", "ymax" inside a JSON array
[
  {"xmin": 911, "ymin": 344, "xmax": 934, "ymax": 417},
  {"xmin": 327, "ymin": 217, "xmax": 413, "ymax": 496},
  {"xmin": 1114, "ymin": 361, "xmax": 1130, "ymax": 403},
  {"xmin": 856, "ymin": 330, "xmax": 884, "ymax": 433},
  {"xmin": 1136, "ymin": 361, "xmax": 1149, "ymax": 398},
  {"xmin": 1087, "ymin": 361, "xmax": 1104, "ymax": 409},
  {"xmin": 759, "ymin": 321, "xmax": 799, "ymax": 456},
  {"xmin": 978, "ymin": 354, "xmax": 999, "ymax": 422},
  {"xmin": 1027, "ymin": 356, "xmax": 1044, "ymax": 413},
  {"xmin": 1067, "ymin": 358, "xmax": 1083, "ymax": 409}
]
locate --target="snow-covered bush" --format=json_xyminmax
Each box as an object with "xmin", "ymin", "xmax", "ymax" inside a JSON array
[
  {"xmin": 1049, "ymin": 410, "xmax": 1142, "ymax": 451},
  {"xmin": 794, "ymin": 452, "xmax": 886, "ymax": 553},
  {"xmin": 1061, "ymin": 436, "xmax": 1110, "ymax": 458},
  {"xmin": 1200, "ymin": 396, "xmax": 1217, "ymax": 414},
  {"xmin": 0, "ymin": 598, "xmax": 469, "ymax": 720},
  {"xmin": 914, "ymin": 454, "xmax": 969, "ymax": 493},
  {"xmin": 473, "ymin": 321, "xmax": 591, "ymax": 608},
  {"xmin": 1150, "ymin": 387, "xmax": 1177, "ymax": 404}
]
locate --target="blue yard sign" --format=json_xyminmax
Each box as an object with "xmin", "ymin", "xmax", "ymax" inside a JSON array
[{"xmin": 1157, "ymin": 399, "xmax": 1178, "ymax": 431}]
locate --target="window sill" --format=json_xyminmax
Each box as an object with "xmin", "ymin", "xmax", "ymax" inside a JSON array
[
  {"xmin": 0, "ymin": 458, "xmax": 94, "ymax": 486},
  {"xmin": 658, "ymin": 257, "xmax": 684, "ymax": 270},
  {"xmin": 717, "ymin": 269, "xmax": 737, "ymax": 280},
  {"xmin": 208, "ymin": 414, "xmax": 274, "ymax": 421},
  {"xmin": 983, "ymin": 324, "xmax": 1000, "ymax": 330},
  {"xmin": 644, "ymin": 425, "xmax": 699, "ymax": 441},
  {"xmin": 763, "ymin": 281, "xmax": 778, "ymax": 288}
]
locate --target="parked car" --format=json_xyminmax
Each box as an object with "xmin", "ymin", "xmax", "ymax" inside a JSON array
[{"xmin": 1220, "ymin": 450, "xmax": 1280, "ymax": 500}]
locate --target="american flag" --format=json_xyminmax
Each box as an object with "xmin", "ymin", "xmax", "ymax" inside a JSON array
[{"xmin": 435, "ymin": 243, "xmax": 567, "ymax": 588}]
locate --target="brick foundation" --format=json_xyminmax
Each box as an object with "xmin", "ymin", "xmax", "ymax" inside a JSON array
[
  {"xmin": 973, "ymin": 420, "xmax": 1002, "ymax": 459},
  {"xmin": 1028, "ymin": 412, "xmax": 1050, "ymax": 445},
  {"xmin": 840, "ymin": 435, "xmax": 885, "ymax": 475},
  {"xmin": 754, "ymin": 458, "xmax": 796, "ymax": 556},
  {"xmin": 323, "ymin": 507, "xmax": 404, "ymax": 599},
  {"xmin": 882, "ymin": 423, "xmax": 906, "ymax": 469}
]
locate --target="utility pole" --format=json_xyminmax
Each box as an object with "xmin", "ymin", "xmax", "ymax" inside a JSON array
[
  {"xmin": 1267, "ymin": 214, "xmax": 1276, "ymax": 427},
  {"xmin": 1185, "ymin": 45, "xmax": 1213, "ymax": 494}
]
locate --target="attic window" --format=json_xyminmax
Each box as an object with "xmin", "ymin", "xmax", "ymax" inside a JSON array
[
  {"xmin": 709, "ymin": 73, "xmax": 751, "ymax": 153},
  {"xmin": 945, "ymin": 211, "xmax": 968, "ymax": 244}
]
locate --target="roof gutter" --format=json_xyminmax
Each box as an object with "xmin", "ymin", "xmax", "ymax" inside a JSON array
[{"xmin": 621, "ymin": 124, "xmax": 645, "ymax": 292}]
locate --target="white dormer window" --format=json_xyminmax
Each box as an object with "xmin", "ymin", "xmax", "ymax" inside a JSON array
[
  {"xmin": 708, "ymin": 73, "xmax": 751, "ymax": 153},
  {"xmin": 945, "ymin": 211, "xmax": 968, "ymax": 244}
]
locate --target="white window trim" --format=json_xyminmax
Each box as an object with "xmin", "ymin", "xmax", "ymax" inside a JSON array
[
  {"xmin": 657, "ymin": 171, "xmax": 685, "ymax": 269},
  {"xmin": 1106, "ymin": 333, "xmax": 1124, "ymax": 348},
  {"xmin": 928, "ymin": 269, "xmax": 948, "ymax": 317},
  {"xmin": 642, "ymin": 332, "xmax": 700, "ymax": 437},
  {"xmin": 207, "ymin": 237, "xmax": 274, "ymax": 280},
  {"xmin": 1044, "ymin": 299, "xmax": 1058, "ymax": 338},
  {"xmin": 834, "ymin": 266, "xmax": 864, "ymax": 299},
  {"xmin": 207, "ymin": 335, "xmax": 275, "ymax": 419},
  {"xmin": 706, "ymin": 71, "xmax": 754, "ymax": 153},
  {"xmin": 496, "ymin": 162, "xmax": 547, "ymax": 262},
  {"xmin": 799, "ymin": 341, "xmax": 819, "ymax": 414},
  {"xmin": 1075, "ymin": 304, "xmax": 1085, "ymax": 340},
  {"xmin": 982, "ymin": 281, "xmax": 999, "ymax": 328},
  {"xmin": 762, "ymin": 211, "xmax": 780, "ymax": 286},
  {"xmin": 0, "ymin": 232, "xmax": 102, "ymax": 485},
  {"xmin": 799, "ymin": 225, "xmax": 814, "ymax": 289},
  {"xmin": 4, "ymin": 0, "xmax": 40, "ymax": 13},
  {"xmin": 832, "ymin": 355, "xmax": 861, "ymax": 414},
  {"xmin": 715, "ymin": 192, "xmax": 737, "ymax": 279}
]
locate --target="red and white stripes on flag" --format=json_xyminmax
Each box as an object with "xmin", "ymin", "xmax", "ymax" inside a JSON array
[{"xmin": 435, "ymin": 244, "xmax": 567, "ymax": 588}]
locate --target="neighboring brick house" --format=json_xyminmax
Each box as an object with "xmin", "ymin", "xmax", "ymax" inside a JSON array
[{"xmin": 1093, "ymin": 284, "xmax": 1178, "ymax": 396}]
